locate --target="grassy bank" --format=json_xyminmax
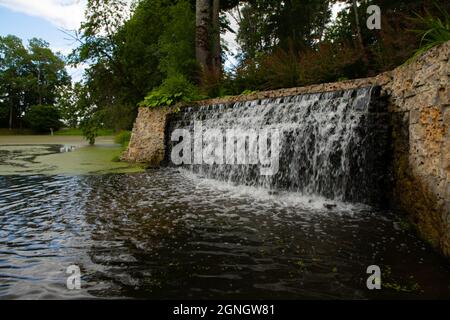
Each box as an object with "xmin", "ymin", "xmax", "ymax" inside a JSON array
[
  {"xmin": 0, "ymin": 128, "xmax": 115, "ymax": 136},
  {"xmin": 55, "ymin": 128, "xmax": 115, "ymax": 136}
]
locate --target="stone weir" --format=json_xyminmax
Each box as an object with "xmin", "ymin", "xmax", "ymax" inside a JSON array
[
  {"xmin": 122, "ymin": 41, "xmax": 449, "ymax": 258},
  {"xmin": 163, "ymin": 86, "xmax": 390, "ymax": 206}
]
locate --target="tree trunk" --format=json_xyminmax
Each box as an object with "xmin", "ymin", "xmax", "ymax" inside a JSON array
[
  {"xmin": 352, "ymin": 0, "xmax": 369, "ymax": 65},
  {"xmin": 352, "ymin": 0, "xmax": 364, "ymax": 50},
  {"xmin": 196, "ymin": 0, "xmax": 211, "ymax": 73},
  {"xmin": 211, "ymin": 0, "xmax": 221, "ymax": 77}
]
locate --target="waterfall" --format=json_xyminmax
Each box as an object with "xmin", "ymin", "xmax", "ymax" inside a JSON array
[{"xmin": 165, "ymin": 86, "xmax": 390, "ymax": 205}]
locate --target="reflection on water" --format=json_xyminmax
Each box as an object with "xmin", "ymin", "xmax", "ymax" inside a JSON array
[{"xmin": 0, "ymin": 148, "xmax": 450, "ymax": 299}]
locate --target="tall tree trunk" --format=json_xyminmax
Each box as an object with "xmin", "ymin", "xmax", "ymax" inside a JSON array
[
  {"xmin": 196, "ymin": 0, "xmax": 211, "ymax": 73},
  {"xmin": 211, "ymin": 0, "xmax": 221, "ymax": 77},
  {"xmin": 352, "ymin": 0, "xmax": 369, "ymax": 65},
  {"xmin": 352, "ymin": 0, "xmax": 364, "ymax": 50}
]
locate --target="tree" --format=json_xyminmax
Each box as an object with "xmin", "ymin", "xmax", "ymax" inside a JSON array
[
  {"xmin": 159, "ymin": 0, "xmax": 197, "ymax": 80},
  {"xmin": 24, "ymin": 104, "xmax": 62, "ymax": 132},
  {"xmin": 0, "ymin": 35, "xmax": 69, "ymax": 129},
  {"xmin": 195, "ymin": 0, "xmax": 240, "ymax": 79},
  {"xmin": 196, "ymin": 0, "xmax": 212, "ymax": 73},
  {"xmin": 0, "ymin": 35, "xmax": 29, "ymax": 129},
  {"xmin": 235, "ymin": 0, "xmax": 332, "ymax": 60},
  {"xmin": 70, "ymin": 0, "xmax": 175, "ymax": 131}
]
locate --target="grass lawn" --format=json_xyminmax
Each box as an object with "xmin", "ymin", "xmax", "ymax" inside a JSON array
[
  {"xmin": 0, "ymin": 128, "xmax": 115, "ymax": 136},
  {"xmin": 55, "ymin": 128, "xmax": 115, "ymax": 136}
]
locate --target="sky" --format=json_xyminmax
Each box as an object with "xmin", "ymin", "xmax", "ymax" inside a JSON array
[
  {"xmin": 0, "ymin": 0, "xmax": 87, "ymax": 81},
  {"xmin": 0, "ymin": 0, "xmax": 345, "ymax": 82}
]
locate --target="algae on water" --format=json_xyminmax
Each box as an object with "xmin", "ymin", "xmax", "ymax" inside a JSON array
[{"xmin": 0, "ymin": 143, "xmax": 145, "ymax": 175}]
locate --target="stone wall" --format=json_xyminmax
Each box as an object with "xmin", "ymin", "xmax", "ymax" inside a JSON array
[
  {"xmin": 121, "ymin": 106, "xmax": 174, "ymax": 165},
  {"xmin": 385, "ymin": 41, "xmax": 449, "ymax": 257},
  {"xmin": 123, "ymin": 41, "xmax": 449, "ymax": 257}
]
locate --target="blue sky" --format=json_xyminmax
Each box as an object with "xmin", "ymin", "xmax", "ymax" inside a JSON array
[
  {"xmin": 0, "ymin": 7, "xmax": 76, "ymax": 54},
  {"xmin": 0, "ymin": 0, "xmax": 90, "ymax": 82}
]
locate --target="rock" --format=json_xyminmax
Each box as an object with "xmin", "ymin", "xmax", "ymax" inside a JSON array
[{"xmin": 324, "ymin": 203, "xmax": 337, "ymax": 210}]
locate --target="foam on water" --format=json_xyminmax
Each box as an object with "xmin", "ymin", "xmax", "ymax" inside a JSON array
[{"xmin": 178, "ymin": 168, "xmax": 369, "ymax": 214}]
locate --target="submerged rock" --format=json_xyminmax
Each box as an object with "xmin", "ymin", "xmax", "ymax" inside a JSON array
[{"xmin": 324, "ymin": 203, "xmax": 337, "ymax": 210}]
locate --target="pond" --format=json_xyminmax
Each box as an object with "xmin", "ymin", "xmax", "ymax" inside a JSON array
[{"xmin": 0, "ymin": 140, "xmax": 449, "ymax": 299}]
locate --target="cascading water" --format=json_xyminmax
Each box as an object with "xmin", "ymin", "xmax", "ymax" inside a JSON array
[{"xmin": 165, "ymin": 86, "xmax": 390, "ymax": 205}]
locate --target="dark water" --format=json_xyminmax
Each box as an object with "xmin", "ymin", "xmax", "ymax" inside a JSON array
[{"xmin": 1, "ymin": 167, "xmax": 450, "ymax": 299}]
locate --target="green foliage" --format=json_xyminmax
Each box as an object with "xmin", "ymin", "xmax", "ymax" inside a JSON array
[
  {"xmin": 0, "ymin": 35, "xmax": 69, "ymax": 129},
  {"xmin": 68, "ymin": 0, "xmax": 163, "ymax": 131},
  {"xmin": 55, "ymin": 83, "xmax": 86, "ymax": 128},
  {"xmin": 114, "ymin": 130, "xmax": 131, "ymax": 147},
  {"xmin": 111, "ymin": 155, "xmax": 121, "ymax": 162},
  {"xmin": 158, "ymin": 0, "xmax": 197, "ymax": 80},
  {"xmin": 81, "ymin": 124, "xmax": 99, "ymax": 146},
  {"xmin": 69, "ymin": 0, "xmax": 200, "ymax": 131},
  {"xmin": 55, "ymin": 128, "xmax": 114, "ymax": 136},
  {"xmin": 139, "ymin": 91, "xmax": 184, "ymax": 109},
  {"xmin": 408, "ymin": 3, "xmax": 450, "ymax": 61},
  {"xmin": 80, "ymin": 111, "xmax": 104, "ymax": 145},
  {"xmin": 236, "ymin": 0, "xmax": 332, "ymax": 60},
  {"xmin": 23, "ymin": 105, "xmax": 62, "ymax": 132},
  {"xmin": 139, "ymin": 74, "xmax": 203, "ymax": 108}
]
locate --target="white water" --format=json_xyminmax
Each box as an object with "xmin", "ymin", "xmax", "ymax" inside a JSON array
[{"xmin": 166, "ymin": 86, "xmax": 389, "ymax": 205}]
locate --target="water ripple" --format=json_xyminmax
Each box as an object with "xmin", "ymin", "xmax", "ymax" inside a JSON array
[{"xmin": 0, "ymin": 170, "xmax": 450, "ymax": 299}]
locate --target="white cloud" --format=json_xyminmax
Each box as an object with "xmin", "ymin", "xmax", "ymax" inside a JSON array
[{"xmin": 0, "ymin": 0, "xmax": 86, "ymax": 29}]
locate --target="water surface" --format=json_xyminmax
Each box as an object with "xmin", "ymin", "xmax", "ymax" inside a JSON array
[{"xmin": 0, "ymin": 144, "xmax": 450, "ymax": 299}]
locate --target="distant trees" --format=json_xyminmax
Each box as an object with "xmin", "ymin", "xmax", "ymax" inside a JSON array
[
  {"xmin": 0, "ymin": 35, "xmax": 70, "ymax": 129},
  {"xmin": 24, "ymin": 104, "xmax": 62, "ymax": 132}
]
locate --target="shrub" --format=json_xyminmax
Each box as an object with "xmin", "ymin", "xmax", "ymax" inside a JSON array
[
  {"xmin": 24, "ymin": 105, "xmax": 62, "ymax": 133},
  {"xmin": 80, "ymin": 111, "xmax": 104, "ymax": 145},
  {"xmin": 115, "ymin": 130, "xmax": 132, "ymax": 148},
  {"xmin": 408, "ymin": 3, "xmax": 450, "ymax": 61},
  {"xmin": 231, "ymin": 58, "xmax": 267, "ymax": 93},
  {"xmin": 139, "ymin": 74, "xmax": 204, "ymax": 108},
  {"xmin": 81, "ymin": 121, "xmax": 99, "ymax": 146},
  {"xmin": 260, "ymin": 46, "xmax": 305, "ymax": 90},
  {"xmin": 299, "ymin": 42, "xmax": 367, "ymax": 84}
]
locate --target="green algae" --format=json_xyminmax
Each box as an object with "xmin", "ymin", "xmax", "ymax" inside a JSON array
[
  {"xmin": 39, "ymin": 145, "xmax": 145, "ymax": 175},
  {"xmin": 0, "ymin": 141, "xmax": 145, "ymax": 176}
]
